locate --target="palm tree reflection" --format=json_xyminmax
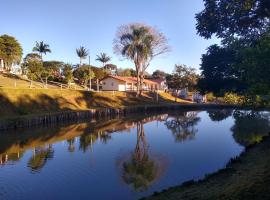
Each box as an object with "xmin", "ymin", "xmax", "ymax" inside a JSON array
[
  {"xmin": 121, "ymin": 121, "xmax": 164, "ymax": 192},
  {"xmin": 27, "ymin": 145, "xmax": 54, "ymax": 172},
  {"xmin": 165, "ymin": 112, "xmax": 200, "ymax": 142}
]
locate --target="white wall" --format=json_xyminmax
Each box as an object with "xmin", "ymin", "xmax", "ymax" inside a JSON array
[{"xmin": 102, "ymin": 77, "xmax": 126, "ymax": 91}]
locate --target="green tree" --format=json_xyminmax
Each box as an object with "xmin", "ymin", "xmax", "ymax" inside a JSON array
[
  {"xmin": 42, "ymin": 61, "xmax": 63, "ymax": 88},
  {"xmin": 21, "ymin": 53, "xmax": 42, "ymax": 75},
  {"xmin": 76, "ymin": 46, "xmax": 88, "ymax": 65},
  {"xmin": 116, "ymin": 68, "xmax": 137, "ymax": 77},
  {"xmin": 196, "ymin": 0, "xmax": 270, "ymax": 40},
  {"xmin": 114, "ymin": 23, "xmax": 169, "ymax": 95},
  {"xmin": 62, "ymin": 64, "xmax": 74, "ymax": 87},
  {"xmin": 197, "ymin": 44, "xmax": 244, "ymax": 95},
  {"xmin": 96, "ymin": 53, "xmax": 111, "ymax": 70},
  {"xmin": 32, "ymin": 41, "xmax": 51, "ymax": 59},
  {"xmin": 167, "ymin": 64, "xmax": 198, "ymax": 92},
  {"xmin": 152, "ymin": 70, "xmax": 167, "ymax": 79},
  {"xmin": 0, "ymin": 34, "xmax": 23, "ymax": 71},
  {"xmin": 73, "ymin": 65, "xmax": 95, "ymax": 88}
]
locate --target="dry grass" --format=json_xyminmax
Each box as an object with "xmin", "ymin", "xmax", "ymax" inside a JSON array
[{"xmin": 0, "ymin": 87, "xmax": 190, "ymax": 119}]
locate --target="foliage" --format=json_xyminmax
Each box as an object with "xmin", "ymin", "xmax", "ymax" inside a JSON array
[
  {"xmin": 223, "ymin": 93, "xmax": 245, "ymax": 105},
  {"xmin": 197, "ymin": 44, "xmax": 244, "ymax": 96},
  {"xmin": 26, "ymin": 60, "xmax": 44, "ymax": 82},
  {"xmin": 196, "ymin": 0, "xmax": 270, "ymax": 39},
  {"xmin": 104, "ymin": 63, "xmax": 117, "ymax": 74},
  {"xmin": 91, "ymin": 66, "xmax": 107, "ymax": 80},
  {"xmin": 32, "ymin": 41, "xmax": 51, "ymax": 59},
  {"xmin": 116, "ymin": 68, "xmax": 137, "ymax": 77},
  {"xmin": 167, "ymin": 64, "xmax": 198, "ymax": 91},
  {"xmin": 207, "ymin": 109, "xmax": 233, "ymax": 122},
  {"xmin": 114, "ymin": 23, "xmax": 170, "ymax": 94},
  {"xmin": 73, "ymin": 65, "xmax": 95, "ymax": 86},
  {"xmin": 231, "ymin": 111, "xmax": 270, "ymax": 146},
  {"xmin": 62, "ymin": 64, "xmax": 74, "ymax": 85},
  {"xmin": 76, "ymin": 46, "xmax": 89, "ymax": 65},
  {"xmin": 96, "ymin": 53, "xmax": 111, "ymax": 67},
  {"xmin": 0, "ymin": 34, "xmax": 23, "ymax": 71},
  {"xmin": 152, "ymin": 70, "xmax": 167, "ymax": 79}
]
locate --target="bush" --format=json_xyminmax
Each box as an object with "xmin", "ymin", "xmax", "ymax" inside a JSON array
[{"xmin": 224, "ymin": 93, "xmax": 244, "ymax": 105}]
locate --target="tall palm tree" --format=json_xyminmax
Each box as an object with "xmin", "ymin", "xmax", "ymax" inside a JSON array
[
  {"xmin": 32, "ymin": 41, "xmax": 51, "ymax": 59},
  {"xmin": 116, "ymin": 25, "xmax": 154, "ymax": 94},
  {"xmin": 96, "ymin": 53, "xmax": 111, "ymax": 70},
  {"xmin": 76, "ymin": 46, "xmax": 89, "ymax": 66}
]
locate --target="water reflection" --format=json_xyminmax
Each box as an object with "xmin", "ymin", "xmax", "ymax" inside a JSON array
[
  {"xmin": 28, "ymin": 145, "xmax": 54, "ymax": 172},
  {"xmin": 0, "ymin": 110, "xmax": 270, "ymax": 200},
  {"xmin": 165, "ymin": 111, "xmax": 200, "ymax": 142},
  {"xmin": 120, "ymin": 121, "xmax": 164, "ymax": 191},
  {"xmin": 232, "ymin": 110, "xmax": 270, "ymax": 146},
  {"xmin": 207, "ymin": 109, "xmax": 233, "ymax": 121}
]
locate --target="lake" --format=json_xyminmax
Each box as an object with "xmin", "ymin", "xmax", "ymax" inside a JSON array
[{"xmin": 1, "ymin": 109, "xmax": 270, "ymax": 200}]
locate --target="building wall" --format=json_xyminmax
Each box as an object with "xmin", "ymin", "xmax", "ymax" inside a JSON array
[{"xmin": 102, "ymin": 77, "xmax": 126, "ymax": 91}]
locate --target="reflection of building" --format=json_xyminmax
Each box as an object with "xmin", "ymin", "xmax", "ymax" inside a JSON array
[
  {"xmin": 0, "ymin": 152, "xmax": 22, "ymax": 165},
  {"xmin": 0, "ymin": 58, "xmax": 4, "ymax": 72}
]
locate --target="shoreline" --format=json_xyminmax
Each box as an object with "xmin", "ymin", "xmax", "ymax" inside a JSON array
[
  {"xmin": 142, "ymin": 133, "xmax": 270, "ymax": 200},
  {"xmin": 0, "ymin": 103, "xmax": 240, "ymax": 130}
]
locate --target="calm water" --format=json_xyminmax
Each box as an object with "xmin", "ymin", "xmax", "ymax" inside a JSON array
[{"xmin": 1, "ymin": 109, "xmax": 270, "ymax": 200}]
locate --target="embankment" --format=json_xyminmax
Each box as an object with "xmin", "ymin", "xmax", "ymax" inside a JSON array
[{"xmin": 0, "ymin": 88, "xmax": 236, "ymax": 130}]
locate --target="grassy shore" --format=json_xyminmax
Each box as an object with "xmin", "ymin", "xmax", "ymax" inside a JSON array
[
  {"xmin": 143, "ymin": 135, "xmax": 270, "ymax": 200},
  {"xmin": 0, "ymin": 87, "xmax": 192, "ymax": 120}
]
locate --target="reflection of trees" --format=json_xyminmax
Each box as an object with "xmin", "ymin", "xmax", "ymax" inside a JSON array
[
  {"xmin": 207, "ymin": 109, "xmax": 233, "ymax": 121},
  {"xmin": 27, "ymin": 145, "xmax": 54, "ymax": 172},
  {"xmin": 67, "ymin": 138, "xmax": 75, "ymax": 152},
  {"xmin": 121, "ymin": 121, "xmax": 164, "ymax": 191},
  {"xmin": 165, "ymin": 112, "xmax": 200, "ymax": 142},
  {"xmin": 79, "ymin": 134, "xmax": 98, "ymax": 152},
  {"xmin": 232, "ymin": 110, "xmax": 270, "ymax": 146}
]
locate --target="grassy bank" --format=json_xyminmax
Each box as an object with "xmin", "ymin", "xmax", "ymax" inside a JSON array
[
  {"xmin": 143, "ymin": 135, "xmax": 270, "ymax": 200},
  {"xmin": 0, "ymin": 88, "xmax": 191, "ymax": 120}
]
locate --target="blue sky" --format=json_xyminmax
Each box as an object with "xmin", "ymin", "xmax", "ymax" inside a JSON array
[{"xmin": 1, "ymin": 0, "xmax": 219, "ymax": 73}]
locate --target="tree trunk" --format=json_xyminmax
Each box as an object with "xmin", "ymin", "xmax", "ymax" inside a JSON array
[{"xmin": 136, "ymin": 73, "xmax": 140, "ymax": 97}]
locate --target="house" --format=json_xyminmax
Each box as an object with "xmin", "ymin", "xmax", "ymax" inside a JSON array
[
  {"xmin": 101, "ymin": 75, "xmax": 163, "ymax": 91},
  {"xmin": 150, "ymin": 78, "xmax": 168, "ymax": 91}
]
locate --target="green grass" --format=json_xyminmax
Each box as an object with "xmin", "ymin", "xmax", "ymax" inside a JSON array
[{"xmin": 143, "ymin": 135, "xmax": 270, "ymax": 200}]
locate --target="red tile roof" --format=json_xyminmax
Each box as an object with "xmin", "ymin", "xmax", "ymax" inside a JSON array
[{"xmin": 101, "ymin": 75, "xmax": 158, "ymax": 85}]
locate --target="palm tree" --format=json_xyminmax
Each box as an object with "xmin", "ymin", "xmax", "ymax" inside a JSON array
[
  {"xmin": 76, "ymin": 46, "xmax": 89, "ymax": 66},
  {"xmin": 32, "ymin": 41, "xmax": 51, "ymax": 59},
  {"xmin": 115, "ymin": 25, "xmax": 154, "ymax": 95},
  {"xmin": 96, "ymin": 53, "xmax": 111, "ymax": 70}
]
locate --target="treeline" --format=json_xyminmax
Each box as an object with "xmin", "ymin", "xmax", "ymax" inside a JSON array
[{"xmin": 196, "ymin": 0, "xmax": 270, "ymax": 105}]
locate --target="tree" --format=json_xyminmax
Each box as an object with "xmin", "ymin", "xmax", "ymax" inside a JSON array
[
  {"xmin": 152, "ymin": 70, "xmax": 166, "ymax": 79},
  {"xmin": 104, "ymin": 63, "xmax": 117, "ymax": 74},
  {"xmin": 62, "ymin": 64, "xmax": 74, "ymax": 87},
  {"xmin": 0, "ymin": 34, "xmax": 23, "ymax": 71},
  {"xmin": 114, "ymin": 23, "xmax": 170, "ymax": 95},
  {"xmin": 167, "ymin": 64, "xmax": 198, "ymax": 92},
  {"xmin": 116, "ymin": 68, "xmax": 137, "ymax": 77},
  {"xmin": 73, "ymin": 65, "xmax": 95, "ymax": 88},
  {"xmin": 96, "ymin": 53, "xmax": 111, "ymax": 70},
  {"xmin": 42, "ymin": 61, "xmax": 63, "ymax": 88},
  {"xmin": 196, "ymin": 0, "xmax": 270, "ymax": 40},
  {"xmin": 26, "ymin": 60, "xmax": 45, "ymax": 86},
  {"xmin": 197, "ymin": 44, "xmax": 244, "ymax": 95},
  {"xmin": 76, "ymin": 46, "xmax": 88, "ymax": 66},
  {"xmin": 21, "ymin": 53, "xmax": 42, "ymax": 75},
  {"xmin": 32, "ymin": 41, "xmax": 51, "ymax": 59}
]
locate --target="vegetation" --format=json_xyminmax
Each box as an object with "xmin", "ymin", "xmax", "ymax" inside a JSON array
[
  {"xmin": 76, "ymin": 46, "xmax": 89, "ymax": 65},
  {"xmin": 196, "ymin": 0, "xmax": 270, "ymax": 105},
  {"xmin": 32, "ymin": 41, "xmax": 51, "ymax": 59},
  {"xmin": 0, "ymin": 34, "xmax": 23, "ymax": 71},
  {"xmin": 167, "ymin": 65, "xmax": 198, "ymax": 92},
  {"xmin": 96, "ymin": 52, "xmax": 111, "ymax": 69}
]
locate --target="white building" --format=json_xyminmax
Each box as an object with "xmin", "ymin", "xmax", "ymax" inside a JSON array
[{"xmin": 101, "ymin": 75, "xmax": 164, "ymax": 91}]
